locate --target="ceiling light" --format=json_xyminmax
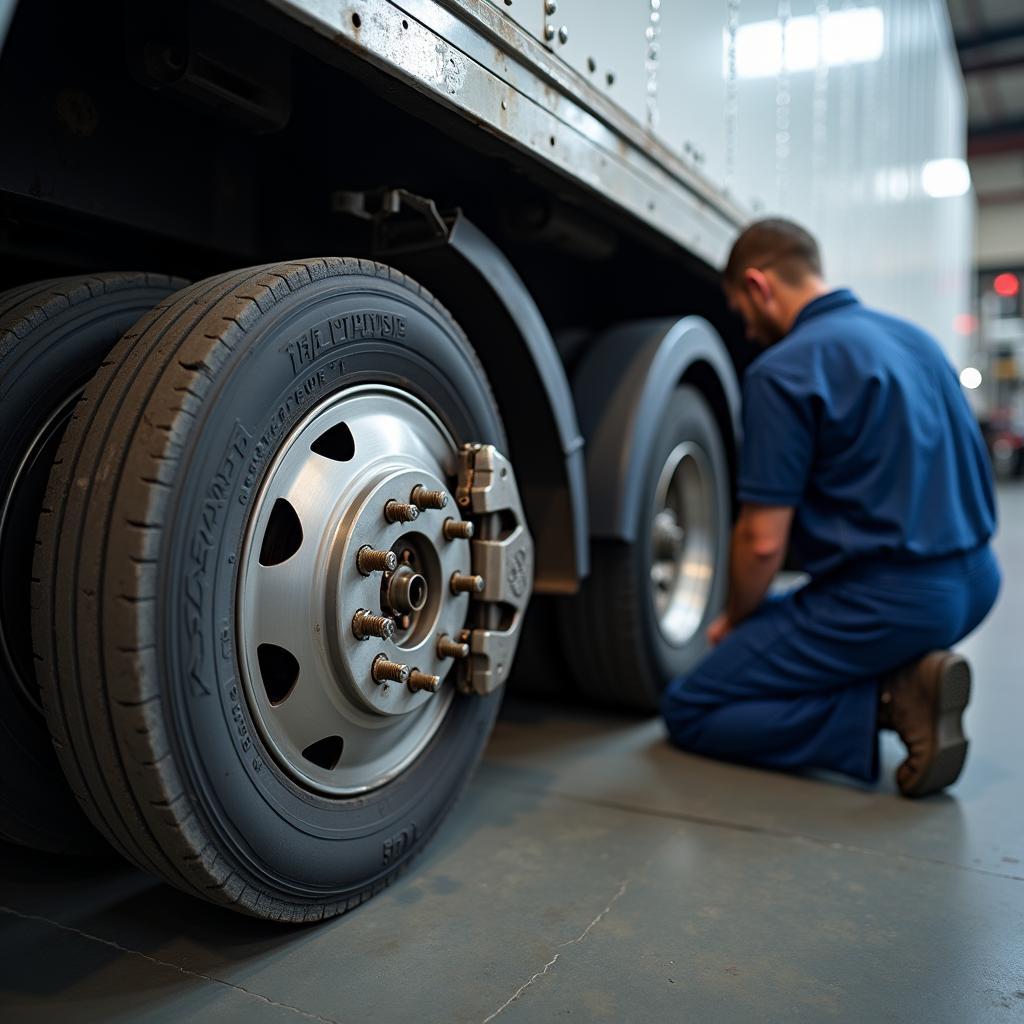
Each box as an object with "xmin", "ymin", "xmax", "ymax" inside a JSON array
[
  {"xmin": 725, "ymin": 7, "xmax": 884, "ymax": 80},
  {"xmin": 959, "ymin": 367, "xmax": 982, "ymax": 390},
  {"xmin": 921, "ymin": 159, "xmax": 971, "ymax": 199}
]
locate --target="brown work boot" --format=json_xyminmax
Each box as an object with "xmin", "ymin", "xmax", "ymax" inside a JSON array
[{"xmin": 878, "ymin": 651, "xmax": 972, "ymax": 798}]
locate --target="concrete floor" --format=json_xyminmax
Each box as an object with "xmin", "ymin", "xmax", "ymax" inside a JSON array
[{"xmin": 2, "ymin": 487, "xmax": 1023, "ymax": 1023}]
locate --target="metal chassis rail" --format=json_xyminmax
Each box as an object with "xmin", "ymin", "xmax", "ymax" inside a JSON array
[{"xmin": 266, "ymin": 0, "xmax": 747, "ymax": 270}]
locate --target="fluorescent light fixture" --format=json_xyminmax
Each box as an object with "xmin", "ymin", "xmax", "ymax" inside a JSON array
[
  {"xmin": 921, "ymin": 158, "xmax": 971, "ymax": 198},
  {"xmin": 959, "ymin": 367, "xmax": 982, "ymax": 390},
  {"xmin": 725, "ymin": 7, "xmax": 884, "ymax": 80}
]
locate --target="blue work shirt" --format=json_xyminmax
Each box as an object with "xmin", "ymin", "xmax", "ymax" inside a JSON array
[{"xmin": 737, "ymin": 288, "xmax": 996, "ymax": 577}]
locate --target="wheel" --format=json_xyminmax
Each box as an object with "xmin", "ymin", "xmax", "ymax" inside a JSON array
[
  {"xmin": 0, "ymin": 272, "xmax": 185, "ymax": 853},
  {"xmin": 34, "ymin": 258, "xmax": 529, "ymax": 921},
  {"xmin": 560, "ymin": 385, "xmax": 730, "ymax": 711}
]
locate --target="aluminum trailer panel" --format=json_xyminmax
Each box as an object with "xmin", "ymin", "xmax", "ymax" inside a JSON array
[{"xmin": 271, "ymin": 0, "xmax": 971, "ymax": 362}]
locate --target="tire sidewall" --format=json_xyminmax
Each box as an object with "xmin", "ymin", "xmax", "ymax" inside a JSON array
[
  {"xmin": 1, "ymin": 285, "xmax": 176, "ymax": 852},
  {"xmin": 159, "ymin": 275, "xmax": 504, "ymax": 897}
]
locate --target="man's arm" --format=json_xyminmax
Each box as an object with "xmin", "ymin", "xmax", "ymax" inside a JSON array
[{"xmin": 707, "ymin": 503, "xmax": 794, "ymax": 646}]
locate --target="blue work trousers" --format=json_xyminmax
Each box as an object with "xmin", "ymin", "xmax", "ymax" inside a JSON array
[{"xmin": 661, "ymin": 545, "xmax": 1001, "ymax": 781}]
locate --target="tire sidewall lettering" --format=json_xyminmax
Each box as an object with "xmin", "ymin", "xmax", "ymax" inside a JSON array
[{"xmin": 165, "ymin": 281, "xmax": 504, "ymax": 892}]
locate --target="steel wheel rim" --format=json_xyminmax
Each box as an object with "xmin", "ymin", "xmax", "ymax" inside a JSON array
[
  {"xmin": 236, "ymin": 384, "xmax": 475, "ymax": 796},
  {"xmin": 650, "ymin": 441, "xmax": 716, "ymax": 646}
]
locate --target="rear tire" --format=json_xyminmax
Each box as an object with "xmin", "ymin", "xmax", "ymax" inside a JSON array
[
  {"xmin": 0, "ymin": 273, "xmax": 185, "ymax": 853},
  {"xmin": 33, "ymin": 259, "xmax": 509, "ymax": 920},
  {"xmin": 561, "ymin": 386, "xmax": 730, "ymax": 711}
]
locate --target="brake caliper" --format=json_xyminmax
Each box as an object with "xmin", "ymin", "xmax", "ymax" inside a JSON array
[{"xmin": 450, "ymin": 443, "xmax": 533, "ymax": 695}]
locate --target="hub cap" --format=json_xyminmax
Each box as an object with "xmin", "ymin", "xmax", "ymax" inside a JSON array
[
  {"xmin": 650, "ymin": 441, "xmax": 716, "ymax": 646},
  {"xmin": 237, "ymin": 386, "xmax": 474, "ymax": 796}
]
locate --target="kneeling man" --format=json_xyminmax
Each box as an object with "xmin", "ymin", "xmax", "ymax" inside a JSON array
[{"xmin": 661, "ymin": 219, "xmax": 1001, "ymax": 797}]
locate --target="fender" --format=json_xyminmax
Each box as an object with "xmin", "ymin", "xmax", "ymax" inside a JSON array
[
  {"xmin": 357, "ymin": 191, "xmax": 589, "ymax": 592},
  {"xmin": 572, "ymin": 316, "xmax": 741, "ymax": 542}
]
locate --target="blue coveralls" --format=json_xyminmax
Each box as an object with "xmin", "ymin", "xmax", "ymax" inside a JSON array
[{"xmin": 661, "ymin": 289, "xmax": 1001, "ymax": 781}]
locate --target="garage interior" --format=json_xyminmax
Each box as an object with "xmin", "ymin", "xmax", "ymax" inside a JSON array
[
  {"xmin": 1, "ymin": 503, "xmax": 1021, "ymax": 1020},
  {"xmin": 2, "ymin": 0, "xmax": 1024, "ymax": 1021}
]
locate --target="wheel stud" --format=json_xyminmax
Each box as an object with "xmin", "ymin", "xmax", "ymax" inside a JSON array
[
  {"xmin": 384, "ymin": 499, "xmax": 420, "ymax": 523},
  {"xmin": 352, "ymin": 609, "xmax": 396, "ymax": 641},
  {"xmin": 442, "ymin": 517, "xmax": 474, "ymax": 540},
  {"xmin": 450, "ymin": 573, "xmax": 485, "ymax": 595},
  {"xmin": 437, "ymin": 634, "xmax": 470, "ymax": 659},
  {"xmin": 411, "ymin": 484, "xmax": 448, "ymax": 510},
  {"xmin": 372, "ymin": 655, "xmax": 410, "ymax": 685},
  {"xmin": 408, "ymin": 669, "xmax": 441, "ymax": 693},
  {"xmin": 357, "ymin": 545, "xmax": 398, "ymax": 575}
]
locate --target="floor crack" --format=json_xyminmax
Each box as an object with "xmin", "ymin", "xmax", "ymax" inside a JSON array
[
  {"xmin": 0, "ymin": 904, "xmax": 342, "ymax": 1024},
  {"xmin": 507, "ymin": 783, "xmax": 1024, "ymax": 885},
  {"xmin": 480, "ymin": 878, "xmax": 630, "ymax": 1023}
]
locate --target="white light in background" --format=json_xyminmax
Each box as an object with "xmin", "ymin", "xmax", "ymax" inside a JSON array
[
  {"xmin": 921, "ymin": 158, "xmax": 972, "ymax": 198},
  {"xmin": 725, "ymin": 7, "xmax": 884, "ymax": 80},
  {"xmin": 959, "ymin": 367, "xmax": 982, "ymax": 390}
]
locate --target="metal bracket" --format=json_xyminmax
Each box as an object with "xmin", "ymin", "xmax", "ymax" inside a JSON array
[
  {"xmin": 331, "ymin": 186, "xmax": 452, "ymax": 252},
  {"xmin": 454, "ymin": 443, "xmax": 534, "ymax": 696}
]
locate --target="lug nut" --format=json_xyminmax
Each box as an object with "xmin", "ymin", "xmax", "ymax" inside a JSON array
[
  {"xmin": 442, "ymin": 517, "xmax": 474, "ymax": 540},
  {"xmin": 450, "ymin": 573, "xmax": 485, "ymax": 595},
  {"xmin": 408, "ymin": 669, "xmax": 441, "ymax": 693},
  {"xmin": 437, "ymin": 634, "xmax": 470, "ymax": 659},
  {"xmin": 372, "ymin": 655, "xmax": 409, "ymax": 685},
  {"xmin": 384, "ymin": 500, "xmax": 419, "ymax": 523},
  {"xmin": 352, "ymin": 610, "xmax": 396, "ymax": 641},
  {"xmin": 411, "ymin": 484, "xmax": 448, "ymax": 510},
  {"xmin": 357, "ymin": 545, "xmax": 398, "ymax": 574}
]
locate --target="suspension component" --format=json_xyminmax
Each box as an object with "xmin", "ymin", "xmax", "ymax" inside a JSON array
[
  {"xmin": 407, "ymin": 669, "xmax": 441, "ymax": 693},
  {"xmin": 384, "ymin": 499, "xmax": 419, "ymax": 523},
  {"xmin": 371, "ymin": 655, "xmax": 410, "ymax": 685},
  {"xmin": 442, "ymin": 517, "xmax": 474, "ymax": 540},
  {"xmin": 411, "ymin": 484, "xmax": 448, "ymax": 510},
  {"xmin": 352, "ymin": 610, "xmax": 396, "ymax": 641},
  {"xmin": 356, "ymin": 545, "xmax": 398, "ymax": 575}
]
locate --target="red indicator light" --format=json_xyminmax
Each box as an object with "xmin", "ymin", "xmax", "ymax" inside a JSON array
[
  {"xmin": 994, "ymin": 273, "xmax": 1020, "ymax": 297},
  {"xmin": 952, "ymin": 313, "xmax": 977, "ymax": 336}
]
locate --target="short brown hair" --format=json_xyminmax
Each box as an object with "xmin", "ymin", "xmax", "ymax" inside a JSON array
[{"xmin": 723, "ymin": 218, "xmax": 822, "ymax": 286}]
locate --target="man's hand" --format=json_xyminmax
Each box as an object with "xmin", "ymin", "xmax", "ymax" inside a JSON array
[
  {"xmin": 713, "ymin": 504, "xmax": 794, "ymax": 645},
  {"xmin": 707, "ymin": 613, "xmax": 732, "ymax": 648}
]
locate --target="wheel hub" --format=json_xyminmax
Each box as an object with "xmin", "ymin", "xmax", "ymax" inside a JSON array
[
  {"xmin": 650, "ymin": 441, "xmax": 716, "ymax": 647},
  {"xmin": 236, "ymin": 386, "xmax": 475, "ymax": 796},
  {"xmin": 326, "ymin": 465, "xmax": 471, "ymax": 717}
]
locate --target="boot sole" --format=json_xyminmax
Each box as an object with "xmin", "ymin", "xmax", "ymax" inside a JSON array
[{"xmin": 902, "ymin": 654, "xmax": 971, "ymax": 798}]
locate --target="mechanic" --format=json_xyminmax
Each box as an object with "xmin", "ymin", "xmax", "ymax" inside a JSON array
[{"xmin": 661, "ymin": 218, "xmax": 1001, "ymax": 797}]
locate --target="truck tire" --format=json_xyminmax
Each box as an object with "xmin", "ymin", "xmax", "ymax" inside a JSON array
[
  {"xmin": 0, "ymin": 273, "xmax": 185, "ymax": 853},
  {"xmin": 561, "ymin": 386, "xmax": 730, "ymax": 711},
  {"xmin": 33, "ymin": 259, "xmax": 512, "ymax": 920}
]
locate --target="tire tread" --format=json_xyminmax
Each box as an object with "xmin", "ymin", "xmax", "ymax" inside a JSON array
[{"xmin": 34, "ymin": 259, "xmax": 495, "ymax": 919}]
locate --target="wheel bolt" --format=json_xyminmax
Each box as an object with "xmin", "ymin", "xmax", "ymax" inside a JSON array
[
  {"xmin": 408, "ymin": 669, "xmax": 441, "ymax": 693},
  {"xmin": 442, "ymin": 517, "xmax": 474, "ymax": 540},
  {"xmin": 437, "ymin": 634, "xmax": 470, "ymax": 659},
  {"xmin": 357, "ymin": 545, "xmax": 398, "ymax": 575},
  {"xmin": 372, "ymin": 655, "xmax": 409, "ymax": 685},
  {"xmin": 450, "ymin": 573, "xmax": 485, "ymax": 595},
  {"xmin": 384, "ymin": 500, "xmax": 420, "ymax": 523},
  {"xmin": 411, "ymin": 484, "xmax": 448, "ymax": 510},
  {"xmin": 352, "ymin": 609, "xmax": 396, "ymax": 641}
]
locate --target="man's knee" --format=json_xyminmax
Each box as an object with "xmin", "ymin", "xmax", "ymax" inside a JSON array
[{"xmin": 661, "ymin": 673, "xmax": 715, "ymax": 750}]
